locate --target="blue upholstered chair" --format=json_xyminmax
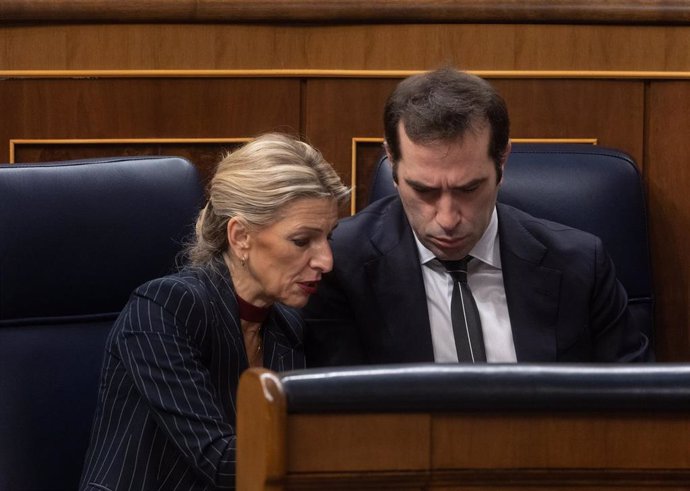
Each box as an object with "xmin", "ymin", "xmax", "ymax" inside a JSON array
[
  {"xmin": 0, "ymin": 156, "xmax": 203, "ymax": 490},
  {"xmin": 368, "ymin": 143, "xmax": 654, "ymax": 353}
]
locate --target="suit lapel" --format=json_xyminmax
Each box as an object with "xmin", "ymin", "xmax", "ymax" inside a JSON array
[
  {"xmin": 498, "ymin": 204, "xmax": 561, "ymax": 361},
  {"xmin": 364, "ymin": 198, "xmax": 434, "ymax": 362}
]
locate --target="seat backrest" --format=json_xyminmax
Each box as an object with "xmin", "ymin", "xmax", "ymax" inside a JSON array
[
  {"xmin": 0, "ymin": 156, "xmax": 203, "ymax": 490},
  {"xmin": 368, "ymin": 143, "xmax": 654, "ymax": 348}
]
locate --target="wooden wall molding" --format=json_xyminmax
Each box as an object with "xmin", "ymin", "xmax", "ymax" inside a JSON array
[
  {"xmin": 8, "ymin": 138, "xmax": 253, "ymax": 188},
  {"xmin": 9, "ymin": 138, "xmax": 250, "ymax": 163},
  {"xmin": 4, "ymin": 70, "xmax": 690, "ymax": 80},
  {"xmin": 2, "ymin": 0, "xmax": 690, "ymax": 25},
  {"xmin": 8, "ymin": 137, "xmax": 249, "ymax": 158}
]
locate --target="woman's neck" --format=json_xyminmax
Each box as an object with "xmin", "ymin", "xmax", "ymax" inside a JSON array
[
  {"xmin": 235, "ymin": 292, "xmax": 270, "ymax": 323},
  {"xmin": 241, "ymin": 319, "xmax": 264, "ymax": 368}
]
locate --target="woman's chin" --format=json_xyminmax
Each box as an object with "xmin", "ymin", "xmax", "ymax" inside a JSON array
[{"xmin": 280, "ymin": 294, "xmax": 309, "ymax": 309}]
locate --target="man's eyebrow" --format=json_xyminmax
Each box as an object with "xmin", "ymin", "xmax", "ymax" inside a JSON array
[
  {"xmin": 404, "ymin": 178, "xmax": 437, "ymax": 190},
  {"xmin": 405, "ymin": 176, "xmax": 488, "ymax": 191},
  {"xmin": 452, "ymin": 177, "xmax": 487, "ymax": 190}
]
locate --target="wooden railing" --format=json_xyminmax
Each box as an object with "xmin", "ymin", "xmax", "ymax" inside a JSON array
[
  {"xmin": 2, "ymin": 0, "xmax": 690, "ymax": 24},
  {"xmin": 237, "ymin": 364, "xmax": 690, "ymax": 490}
]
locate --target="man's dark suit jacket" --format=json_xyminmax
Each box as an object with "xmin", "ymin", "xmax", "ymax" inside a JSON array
[
  {"xmin": 303, "ymin": 195, "xmax": 649, "ymax": 365},
  {"xmin": 80, "ymin": 259, "xmax": 305, "ymax": 491}
]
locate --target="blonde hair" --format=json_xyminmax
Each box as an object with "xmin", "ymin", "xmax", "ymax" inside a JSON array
[{"xmin": 186, "ymin": 133, "xmax": 350, "ymax": 266}]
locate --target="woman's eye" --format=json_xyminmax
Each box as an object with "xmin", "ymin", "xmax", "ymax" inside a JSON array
[{"xmin": 292, "ymin": 238, "xmax": 309, "ymax": 247}]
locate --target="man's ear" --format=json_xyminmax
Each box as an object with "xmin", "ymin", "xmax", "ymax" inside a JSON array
[
  {"xmin": 226, "ymin": 217, "xmax": 250, "ymax": 255},
  {"xmin": 383, "ymin": 140, "xmax": 398, "ymax": 187},
  {"xmin": 498, "ymin": 140, "xmax": 512, "ymax": 185}
]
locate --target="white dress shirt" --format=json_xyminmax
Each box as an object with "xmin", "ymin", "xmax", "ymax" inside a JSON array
[{"xmin": 414, "ymin": 207, "xmax": 517, "ymax": 362}]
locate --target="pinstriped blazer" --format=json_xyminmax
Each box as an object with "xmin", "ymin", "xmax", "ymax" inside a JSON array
[{"xmin": 80, "ymin": 259, "xmax": 305, "ymax": 491}]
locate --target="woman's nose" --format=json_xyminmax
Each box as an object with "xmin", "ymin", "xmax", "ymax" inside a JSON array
[{"xmin": 311, "ymin": 242, "xmax": 334, "ymax": 273}]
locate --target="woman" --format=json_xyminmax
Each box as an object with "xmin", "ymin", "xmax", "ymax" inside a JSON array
[{"xmin": 80, "ymin": 133, "xmax": 349, "ymax": 490}]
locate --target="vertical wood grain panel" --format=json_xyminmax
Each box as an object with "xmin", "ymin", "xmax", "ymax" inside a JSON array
[
  {"xmin": 286, "ymin": 413, "xmax": 430, "ymax": 473},
  {"xmin": 432, "ymin": 413, "xmax": 690, "ymax": 469},
  {"xmin": 647, "ymin": 81, "xmax": 690, "ymax": 361},
  {"xmin": 0, "ymin": 78, "xmax": 301, "ymax": 163},
  {"xmin": 304, "ymin": 78, "xmax": 399, "ymax": 187},
  {"xmin": 492, "ymin": 79, "xmax": 644, "ymax": 166}
]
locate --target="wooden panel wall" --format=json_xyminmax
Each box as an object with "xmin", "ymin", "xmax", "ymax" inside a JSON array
[
  {"xmin": 1, "ymin": 4, "xmax": 690, "ymax": 360},
  {"xmin": 648, "ymin": 82, "xmax": 690, "ymax": 359}
]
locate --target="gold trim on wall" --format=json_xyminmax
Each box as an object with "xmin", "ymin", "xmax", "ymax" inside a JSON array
[
  {"xmin": 511, "ymin": 138, "xmax": 598, "ymax": 144},
  {"xmin": 2, "ymin": 69, "xmax": 690, "ymax": 80},
  {"xmin": 8, "ymin": 137, "xmax": 251, "ymax": 163}
]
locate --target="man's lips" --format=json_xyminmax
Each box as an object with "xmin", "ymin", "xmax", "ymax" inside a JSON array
[{"xmin": 429, "ymin": 236, "xmax": 466, "ymax": 249}]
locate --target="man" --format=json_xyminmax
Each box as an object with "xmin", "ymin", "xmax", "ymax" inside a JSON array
[{"xmin": 303, "ymin": 67, "xmax": 649, "ymax": 365}]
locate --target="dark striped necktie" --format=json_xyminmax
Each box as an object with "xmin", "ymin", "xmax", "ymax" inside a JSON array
[{"xmin": 438, "ymin": 257, "xmax": 486, "ymax": 362}]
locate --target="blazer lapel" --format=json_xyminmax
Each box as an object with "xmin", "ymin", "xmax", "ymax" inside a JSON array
[
  {"xmin": 263, "ymin": 307, "xmax": 305, "ymax": 371},
  {"xmin": 498, "ymin": 204, "xmax": 562, "ymax": 361},
  {"xmin": 205, "ymin": 260, "xmax": 304, "ymax": 371},
  {"xmin": 364, "ymin": 198, "xmax": 434, "ymax": 362}
]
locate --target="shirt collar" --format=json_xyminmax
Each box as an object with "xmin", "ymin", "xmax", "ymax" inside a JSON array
[{"xmin": 413, "ymin": 206, "xmax": 501, "ymax": 269}]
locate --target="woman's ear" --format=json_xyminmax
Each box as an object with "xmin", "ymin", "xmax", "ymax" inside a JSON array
[{"xmin": 226, "ymin": 217, "xmax": 250, "ymax": 255}]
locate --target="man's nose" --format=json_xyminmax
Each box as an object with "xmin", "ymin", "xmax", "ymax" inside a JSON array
[{"xmin": 435, "ymin": 194, "xmax": 461, "ymax": 232}]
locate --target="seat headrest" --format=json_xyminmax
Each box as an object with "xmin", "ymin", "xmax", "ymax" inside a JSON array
[
  {"xmin": 0, "ymin": 156, "xmax": 203, "ymax": 320},
  {"xmin": 501, "ymin": 144, "xmax": 651, "ymax": 297}
]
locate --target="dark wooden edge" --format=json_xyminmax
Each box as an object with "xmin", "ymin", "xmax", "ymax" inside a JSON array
[
  {"xmin": 283, "ymin": 469, "xmax": 690, "ymax": 489},
  {"xmin": 2, "ymin": 0, "xmax": 690, "ymax": 25}
]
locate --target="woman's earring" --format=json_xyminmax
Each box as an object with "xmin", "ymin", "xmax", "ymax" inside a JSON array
[{"xmin": 241, "ymin": 256, "xmax": 247, "ymax": 267}]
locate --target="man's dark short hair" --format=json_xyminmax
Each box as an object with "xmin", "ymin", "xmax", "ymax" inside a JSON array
[{"xmin": 383, "ymin": 67, "xmax": 510, "ymax": 182}]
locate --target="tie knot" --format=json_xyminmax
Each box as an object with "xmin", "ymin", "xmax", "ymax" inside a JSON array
[{"xmin": 439, "ymin": 257, "xmax": 472, "ymax": 283}]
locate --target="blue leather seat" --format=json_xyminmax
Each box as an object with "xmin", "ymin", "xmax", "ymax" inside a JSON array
[
  {"xmin": 0, "ymin": 156, "xmax": 203, "ymax": 491},
  {"xmin": 368, "ymin": 143, "xmax": 654, "ymax": 352}
]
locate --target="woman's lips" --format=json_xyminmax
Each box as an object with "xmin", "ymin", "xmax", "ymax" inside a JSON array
[{"xmin": 297, "ymin": 281, "xmax": 319, "ymax": 295}]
